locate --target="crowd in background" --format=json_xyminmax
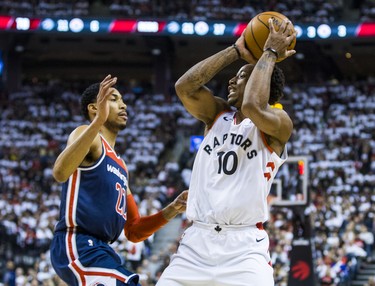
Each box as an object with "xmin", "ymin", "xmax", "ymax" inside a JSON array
[
  {"xmin": 0, "ymin": 74, "xmax": 374, "ymax": 285},
  {"xmin": 0, "ymin": 0, "xmax": 374, "ymax": 22}
]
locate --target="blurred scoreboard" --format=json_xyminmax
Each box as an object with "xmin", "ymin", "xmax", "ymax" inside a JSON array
[{"xmin": 0, "ymin": 16, "xmax": 374, "ymax": 39}]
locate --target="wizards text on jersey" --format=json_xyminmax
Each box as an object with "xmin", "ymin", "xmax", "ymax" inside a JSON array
[{"xmin": 107, "ymin": 164, "xmax": 128, "ymax": 186}]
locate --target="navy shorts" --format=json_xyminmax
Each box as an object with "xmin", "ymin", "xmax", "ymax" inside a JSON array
[{"xmin": 50, "ymin": 230, "xmax": 140, "ymax": 286}]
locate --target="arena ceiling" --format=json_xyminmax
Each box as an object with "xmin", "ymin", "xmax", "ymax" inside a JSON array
[{"xmin": 0, "ymin": 31, "xmax": 374, "ymax": 84}]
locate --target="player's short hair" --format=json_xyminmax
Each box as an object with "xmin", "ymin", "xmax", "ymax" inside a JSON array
[
  {"xmin": 269, "ymin": 65, "xmax": 285, "ymax": 105},
  {"xmin": 81, "ymin": 83, "xmax": 100, "ymax": 121}
]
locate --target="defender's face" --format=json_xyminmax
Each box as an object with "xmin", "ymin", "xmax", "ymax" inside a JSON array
[
  {"xmin": 105, "ymin": 89, "xmax": 128, "ymax": 131},
  {"xmin": 227, "ymin": 64, "xmax": 254, "ymax": 109}
]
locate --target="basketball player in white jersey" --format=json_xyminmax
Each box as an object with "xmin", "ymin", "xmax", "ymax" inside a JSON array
[{"xmin": 156, "ymin": 19, "xmax": 296, "ymax": 286}]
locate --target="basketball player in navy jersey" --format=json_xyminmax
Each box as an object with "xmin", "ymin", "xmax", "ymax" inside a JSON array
[
  {"xmin": 50, "ymin": 75, "xmax": 188, "ymax": 286},
  {"xmin": 156, "ymin": 19, "xmax": 296, "ymax": 285}
]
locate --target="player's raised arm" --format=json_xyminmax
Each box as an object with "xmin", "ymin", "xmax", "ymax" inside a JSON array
[
  {"xmin": 241, "ymin": 19, "xmax": 296, "ymax": 145},
  {"xmin": 175, "ymin": 42, "xmax": 255, "ymax": 127},
  {"xmin": 52, "ymin": 75, "xmax": 117, "ymax": 182}
]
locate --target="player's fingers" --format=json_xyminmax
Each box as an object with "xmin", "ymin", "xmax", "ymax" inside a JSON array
[
  {"xmin": 285, "ymin": 23, "xmax": 295, "ymax": 37},
  {"xmin": 286, "ymin": 33, "xmax": 295, "ymax": 46},
  {"xmin": 100, "ymin": 74, "xmax": 112, "ymax": 85},
  {"xmin": 98, "ymin": 76, "xmax": 112, "ymax": 95},
  {"xmin": 103, "ymin": 77, "xmax": 117, "ymax": 86},
  {"xmin": 286, "ymin": 50, "xmax": 296, "ymax": 58},
  {"xmin": 287, "ymin": 31, "xmax": 297, "ymax": 47},
  {"xmin": 268, "ymin": 18, "xmax": 275, "ymax": 33},
  {"xmin": 98, "ymin": 78, "xmax": 117, "ymax": 100},
  {"xmin": 279, "ymin": 20, "xmax": 289, "ymax": 34},
  {"xmin": 100, "ymin": 75, "xmax": 117, "ymax": 89},
  {"xmin": 286, "ymin": 21, "xmax": 293, "ymax": 34},
  {"xmin": 101, "ymin": 77, "xmax": 117, "ymax": 91},
  {"xmin": 177, "ymin": 194, "xmax": 187, "ymax": 203}
]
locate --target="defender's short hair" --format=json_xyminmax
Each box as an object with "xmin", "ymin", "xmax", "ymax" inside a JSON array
[{"xmin": 81, "ymin": 83, "xmax": 100, "ymax": 121}]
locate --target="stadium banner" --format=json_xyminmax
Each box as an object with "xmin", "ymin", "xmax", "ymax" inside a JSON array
[
  {"xmin": 288, "ymin": 239, "xmax": 317, "ymax": 286},
  {"xmin": 0, "ymin": 16, "xmax": 374, "ymax": 39}
]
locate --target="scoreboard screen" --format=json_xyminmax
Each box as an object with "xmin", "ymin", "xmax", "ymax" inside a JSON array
[{"xmin": 0, "ymin": 16, "xmax": 374, "ymax": 40}]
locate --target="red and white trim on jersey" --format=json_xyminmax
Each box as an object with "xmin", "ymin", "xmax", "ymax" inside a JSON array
[
  {"xmin": 65, "ymin": 170, "xmax": 81, "ymax": 228},
  {"xmin": 65, "ymin": 230, "xmax": 136, "ymax": 285},
  {"xmin": 100, "ymin": 135, "xmax": 127, "ymax": 172},
  {"xmin": 260, "ymin": 131, "xmax": 274, "ymax": 154}
]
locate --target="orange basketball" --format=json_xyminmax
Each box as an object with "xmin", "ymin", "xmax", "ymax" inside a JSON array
[{"xmin": 244, "ymin": 11, "xmax": 296, "ymax": 62}]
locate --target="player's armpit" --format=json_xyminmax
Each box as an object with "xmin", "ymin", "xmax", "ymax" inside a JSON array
[{"xmin": 124, "ymin": 194, "xmax": 168, "ymax": 243}]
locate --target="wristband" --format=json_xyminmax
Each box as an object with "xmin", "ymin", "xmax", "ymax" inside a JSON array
[
  {"xmin": 232, "ymin": 44, "xmax": 241, "ymax": 59},
  {"xmin": 264, "ymin": 47, "xmax": 278, "ymax": 59}
]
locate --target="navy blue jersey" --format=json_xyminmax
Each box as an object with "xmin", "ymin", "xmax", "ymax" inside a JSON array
[{"xmin": 55, "ymin": 135, "xmax": 128, "ymax": 243}]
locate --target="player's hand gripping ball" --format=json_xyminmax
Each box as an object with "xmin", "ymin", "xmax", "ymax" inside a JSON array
[{"xmin": 244, "ymin": 11, "xmax": 296, "ymax": 62}]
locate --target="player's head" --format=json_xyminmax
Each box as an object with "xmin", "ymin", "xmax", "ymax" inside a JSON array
[
  {"xmin": 227, "ymin": 64, "xmax": 285, "ymax": 108},
  {"xmin": 81, "ymin": 82, "xmax": 128, "ymax": 131}
]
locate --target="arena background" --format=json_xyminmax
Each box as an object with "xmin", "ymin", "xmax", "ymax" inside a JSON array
[{"xmin": 0, "ymin": 1, "xmax": 374, "ymax": 286}]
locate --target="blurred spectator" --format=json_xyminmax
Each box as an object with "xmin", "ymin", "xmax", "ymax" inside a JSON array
[
  {"xmin": 126, "ymin": 240, "xmax": 146, "ymax": 272},
  {"xmin": 3, "ymin": 261, "xmax": 15, "ymax": 286}
]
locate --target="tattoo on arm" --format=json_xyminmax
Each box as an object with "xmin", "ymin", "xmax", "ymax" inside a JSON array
[
  {"xmin": 185, "ymin": 47, "xmax": 238, "ymax": 88},
  {"xmin": 255, "ymin": 53, "xmax": 276, "ymax": 71}
]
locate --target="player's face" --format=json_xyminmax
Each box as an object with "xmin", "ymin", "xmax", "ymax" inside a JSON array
[
  {"xmin": 105, "ymin": 89, "xmax": 128, "ymax": 131},
  {"xmin": 227, "ymin": 64, "xmax": 254, "ymax": 109}
]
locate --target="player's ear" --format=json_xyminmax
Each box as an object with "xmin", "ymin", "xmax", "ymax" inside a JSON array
[{"xmin": 87, "ymin": 103, "xmax": 97, "ymax": 116}]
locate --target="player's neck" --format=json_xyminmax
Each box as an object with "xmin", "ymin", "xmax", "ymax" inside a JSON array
[
  {"xmin": 234, "ymin": 111, "xmax": 246, "ymax": 124},
  {"xmin": 99, "ymin": 129, "xmax": 117, "ymax": 148}
]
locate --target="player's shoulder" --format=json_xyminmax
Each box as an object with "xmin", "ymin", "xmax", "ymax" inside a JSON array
[
  {"xmin": 68, "ymin": 125, "xmax": 90, "ymax": 141},
  {"xmin": 67, "ymin": 125, "xmax": 102, "ymax": 147},
  {"xmin": 73, "ymin": 124, "xmax": 90, "ymax": 133}
]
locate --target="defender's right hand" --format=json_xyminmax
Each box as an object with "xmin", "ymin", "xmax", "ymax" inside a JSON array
[{"xmin": 96, "ymin": 74, "xmax": 117, "ymax": 124}]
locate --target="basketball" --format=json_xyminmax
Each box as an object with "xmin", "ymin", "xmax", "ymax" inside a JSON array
[{"xmin": 244, "ymin": 11, "xmax": 296, "ymax": 62}]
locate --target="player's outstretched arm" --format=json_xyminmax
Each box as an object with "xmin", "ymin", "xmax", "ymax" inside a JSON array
[
  {"xmin": 53, "ymin": 75, "xmax": 117, "ymax": 182},
  {"xmin": 124, "ymin": 190, "xmax": 188, "ymax": 243}
]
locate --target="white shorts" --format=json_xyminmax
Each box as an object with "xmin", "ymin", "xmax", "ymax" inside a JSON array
[{"xmin": 156, "ymin": 221, "xmax": 274, "ymax": 286}]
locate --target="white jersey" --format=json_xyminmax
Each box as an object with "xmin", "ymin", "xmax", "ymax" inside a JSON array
[{"xmin": 187, "ymin": 110, "xmax": 287, "ymax": 225}]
